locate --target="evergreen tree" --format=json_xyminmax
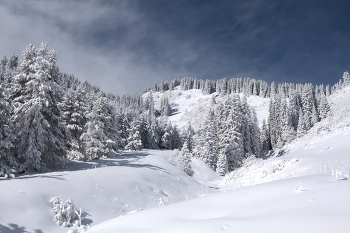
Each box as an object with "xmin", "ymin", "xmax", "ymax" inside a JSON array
[
  {"xmin": 0, "ymin": 84, "xmax": 16, "ymax": 176},
  {"xmin": 297, "ymin": 112, "xmax": 307, "ymax": 137},
  {"xmin": 216, "ymin": 152, "xmax": 228, "ymax": 176},
  {"xmin": 184, "ymin": 124, "xmax": 195, "ymax": 152},
  {"xmin": 125, "ymin": 117, "xmax": 143, "ymax": 151},
  {"xmin": 192, "ymin": 111, "xmax": 217, "ymax": 170},
  {"xmin": 260, "ymin": 119, "xmax": 271, "ymax": 158},
  {"xmin": 342, "ymin": 71, "xmax": 350, "ymax": 87},
  {"xmin": 177, "ymin": 142, "xmax": 193, "ymax": 176},
  {"xmin": 248, "ymin": 107, "xmax": 261, "ymax": 157},
  {"xmin": 80, "ymin": 97, "xmax": 117, "ymax": 160},
  {"xmin": 160, "ymin": 121, "xmax": 174, "ymax": 149},
  {"xmin": 318, "ymin": 95, "xmax": 330, "ymax": 119},
  {"xmin": 11, "ymin": 43, "xmax": 69, "ymax": 171},
  {"xmin": 301, "ymin": 84, "xmax": 316, "ymax": 129},
  {"xmin": 60, "ymin": 86, "xmax": 87, "ymax": 160},
  {"xmin": 215, "ymin": 95, "xmax": 244, "ymax": 172},
  {"xmin": 146, "ymin": 113, "xmax": 160, "ymax": 149}
]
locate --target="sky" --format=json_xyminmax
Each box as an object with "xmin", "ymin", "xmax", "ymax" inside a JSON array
[{"xmin": 1, "ymin": 0, "xmax": 349, "ymax": 95}]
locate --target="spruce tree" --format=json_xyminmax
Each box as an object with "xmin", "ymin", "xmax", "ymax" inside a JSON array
[
  {"xmin": 260, "ymin": 119, "xmax": 271, "ymax": 158},
  {"xmin": 215, "ymin": 95, "xmax": 244, "ymax": 172},
  {"xmin": 0, "ymin": 84, "xmax": 16, "ymax": 176},
  {"xmin": 216, "ymin": 152, "xmax": 228, "ymax": 176},
  {"xmin": 193, "ymin": 111, "xmax": 217, "ymax": 170},
  {"xmin": 80, "ymin": 96, "xmax": 118, "ymax": 159},
  {"xmin": 125, "ymin": 117, "xmax": 142, "ymax": 151},
  {"xmin": 318, "ymin": 95, "xmax": 330, "ymax": 119},
  {"xmin": 60, "ymin": 86, "xmax": 87, "ymax": 160},
  {"xmin": 11, "ymin": 43, "xmax": 69, "ymax": 171},
  {"xmin": 177, "ymin": 142, "xmax": 193, "ymax": 176}
]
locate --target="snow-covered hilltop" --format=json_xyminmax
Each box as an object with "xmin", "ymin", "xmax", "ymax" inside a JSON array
[{"xmin": 150, "ymin": 87, "xmax": 270, "ymax": 130}]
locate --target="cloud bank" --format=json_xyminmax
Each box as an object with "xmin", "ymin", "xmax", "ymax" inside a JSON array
[{"xmin": 1, "ymin": 0, "xmax": 349, "ymax": 94}]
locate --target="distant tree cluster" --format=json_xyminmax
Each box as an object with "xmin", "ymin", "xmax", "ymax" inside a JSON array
[{"xmin": 0, "ymin": 43, "xmax": 347, "ymax": 177}]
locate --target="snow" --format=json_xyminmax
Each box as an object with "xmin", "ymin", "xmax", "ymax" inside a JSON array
[
  {"xmin": 151, "ymin": 88, "xmax": 270, "ymax": 130},
  {"xmin": 1, "ymin": 87, "xmax": 349, "ymax": 233},
  {"xmin": 0, "ymin": 150, "xmax": 212, "ymax": 232},
  {"xmin": 87, "ymin": 130, "xmax": 350, "ymax": 233}
]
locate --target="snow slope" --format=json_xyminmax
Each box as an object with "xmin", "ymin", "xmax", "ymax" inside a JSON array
[
  {"xmin": 0, "ymin": 150, "xmax": 218, "ymax": 233},
  {"xmin": 86, "ymin": 130, "xmax": 350, "ymax": 233},
  {"xmin": 151, "ymin": 88, "xmax": 269, "ymax": 130},
  {"xmin": 88, "ymin": 87, "xmax": 350, "ymax": 232},
  {"xmin": 1, "ymin": 87, "xmax": 349, "ymax": 233}
]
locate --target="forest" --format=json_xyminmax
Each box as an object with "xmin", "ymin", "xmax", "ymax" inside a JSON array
[{"xmin": 1, "ymin": 43, "xmax": 349, "ymax": 177}]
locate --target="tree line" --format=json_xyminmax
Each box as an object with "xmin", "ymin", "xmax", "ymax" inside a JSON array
[{"xmin": 1, "ymin": 43, "xmax": 349, "ymax": 176}]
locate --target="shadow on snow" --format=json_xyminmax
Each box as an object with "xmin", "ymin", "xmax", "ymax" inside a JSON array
[{"xmin": 0, "ymin": 223, "xmax": 43, "ymax": 233}]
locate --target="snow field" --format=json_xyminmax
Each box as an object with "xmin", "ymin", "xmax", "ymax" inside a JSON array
[
  {"xmin": 0, "ymin": 150, "xmax": 215, "ymax": 233},
  {"xmin": 86, "ymin": 127, "xmax": 350, "ymax": 233}
]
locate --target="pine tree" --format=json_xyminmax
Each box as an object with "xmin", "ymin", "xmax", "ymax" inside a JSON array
[
  {"xmin": 277, "ymin": 95, "xmax": 296, "ymax": 147},
  {"xmin": 177, "ymin": 142, "xmax": 193, "ymax": 176},
  {"xmin": 11, "ymin": 43, "xmax": 69, "ymax": 171},
  {"xmin": 215, "ymin": 95, "xmax": 244, "ymax": 172},
  {"xmin": 192, "ymin": 111, "xmax": 217, "ymax": 170},
  {"xmin": 146, "ymin": 113, "xmax": 160, "ymax": 149},
  {"xmin": 301, "ymin": 84, "xmax": 316, "ymax": 129},
  {"xmin": 216, "ymin": 152, "xmax": 228, "ymax": 176},
  {"xmin": 342, "ymin": 71, "xmax": 350, "ymax": 87},
  {"xmin": 260, "ymin": 119, "xmax": 271, "ymax": 158},
  {"xmin": 318, "ymin": 95, "xmax": 330, "ymax": 119},
  {"xmin": 60, "ymin": 86, "xmax": 87, "ymax": 160},
  {"xmin": 248, "ymin": 107, "xmax": 261, "ymax": 157},
  {"xmin": 241, "ymin": 96, "xmax": 252, "ymax": 155},
  {"xmin": 125, "ymin": 117, "xmax": 142, "ymax": 151},
  {"xmin": 0, "ymin": 84, "xmax": 16, "ymax": 176},
  {"xmin": 184, "ymin": 124, "xmax": 195, "ymax": 152},
  {"xmin": 160, "ymin": 121, "xmax": 173, "ymax": 149},
  {"xmin": 80, "ymin": 97, "xmax": 118, "ymax": 160},
  {"xmin": 297, "ymin": 111, "xmax": 307, "ymax": 137}
]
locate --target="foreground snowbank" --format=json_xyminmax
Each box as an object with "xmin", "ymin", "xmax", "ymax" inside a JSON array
[{"xmin": 0, "ymin": 150, "xmax": 211, "ymax": 233}]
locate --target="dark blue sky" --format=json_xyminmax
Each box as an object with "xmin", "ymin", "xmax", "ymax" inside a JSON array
[{"xmin": 1, "ymin": 0, "xmax": 349, "ymax": 94}]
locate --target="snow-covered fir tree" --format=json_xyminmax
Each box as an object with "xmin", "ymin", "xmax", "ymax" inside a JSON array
[
  {"xmin": 11, "ymin": 43, "xmax": 69, "ymax": 171},
  {"xmin": 215, "ymin": 95, "xmax": 244, "ymax": 173},
  {"xmin": 80, "ymin": 96, "xmax": 118, "ymax": 159},
  {"xmin": 0, "ymin": 84, "xmax": 16, "ymax": 176},
  {"xmin": 183, "ymin": 124, "xmax": 195, "ymax": 152},
  {"xmin": 160, "ymin": 120, "xmax": 174, "ymax": 150},
  {"xmin": 260, "ymin": 119, "xmax": 271, "ymax": 158},
  {"xmin": 60, "ymin": 85, "xmax": 87, "ymax": 160},
  {"xmin": 342, "ymin": 71, "xmax": 350, "ymax": 87},
  {"xmin": 177, "ymin": 142, "xmax": 193, "ymax": 176},
  {"xmin": 125, "ymin": 117, "xmax": 143, "ymax": 151},
  {"xmin": 192, "ymin": 110, "xmax": 217, "ymax": 170},
  {"xmin": 216, "ymin": 152, "xmax": 228, "ymax": 176},
  {"xmin": 318, "ymin": 95, "xmax": 330, "ymax": 119}
]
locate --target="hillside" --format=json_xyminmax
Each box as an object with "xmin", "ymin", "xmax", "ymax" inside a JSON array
[
  {"xmin": 151, "ymin": 87, "xmax": 270, "ymax": 130},
  {"xmin": 86, "ymin": 87, "xmax": 350, "ymax": 232},
  {"xmin": 1, "ymin": 87, "xmax": 348, "ymax": 233}
]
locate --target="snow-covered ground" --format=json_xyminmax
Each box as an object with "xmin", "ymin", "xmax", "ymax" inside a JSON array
[
  {"xmin": 152, "ymin": 88, "xmax": 270, "ymax": 130},
  {"xmin": 0, "ymin": 150, "xmax": 218, "ymax": 233},
  {"xmin": 87, "ymin": 87, "xmax": 350, "ymax": 233},
  {"xmin": 1, "ymin": 87, "xmax": 349, "ymax": 233}
]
